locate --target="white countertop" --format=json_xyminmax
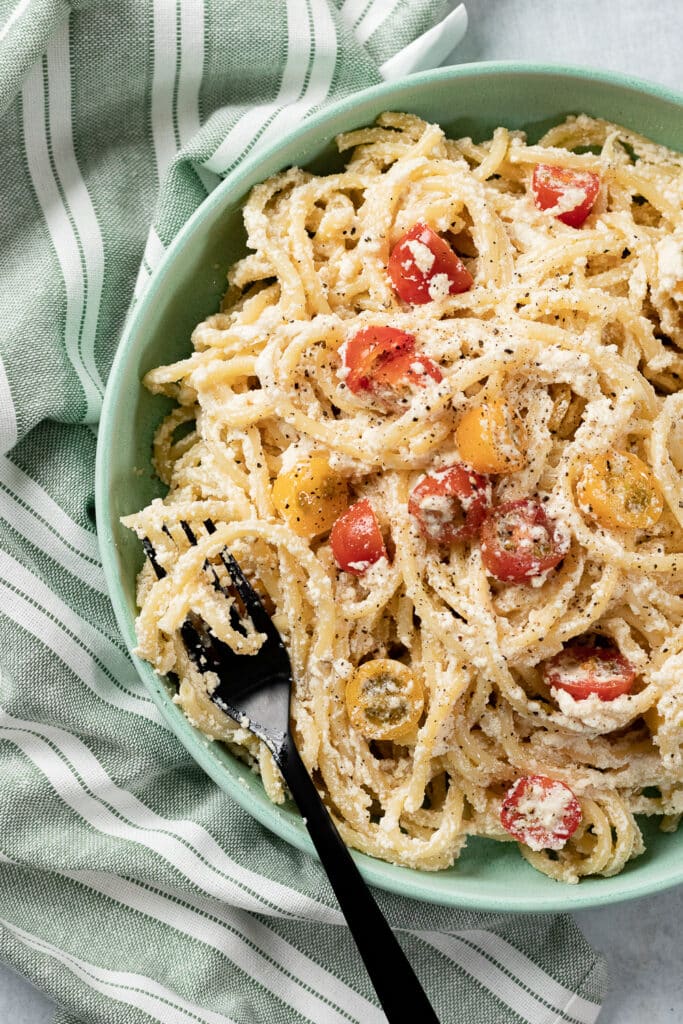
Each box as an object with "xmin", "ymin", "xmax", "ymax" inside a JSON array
[{"xmin": 2, "ymin": 1, "xmax": 681, "ymax": 1022}]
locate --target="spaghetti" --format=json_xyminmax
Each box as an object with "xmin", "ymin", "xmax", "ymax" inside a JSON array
[{"xmin": 124, "ymin": 113, "xmax": 683, "ymax": 882}]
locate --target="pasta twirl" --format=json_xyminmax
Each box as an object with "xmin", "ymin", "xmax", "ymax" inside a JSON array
[{"xmin": 124, "ymin": 113, "xmax": 683, "ymax": 883}]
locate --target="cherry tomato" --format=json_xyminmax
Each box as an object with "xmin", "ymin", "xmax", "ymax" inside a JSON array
[
  {"xmin": 271, "ymin": 456, "xmax": 347, "ymax": 538},
  {"xmin": 342, "ymin": 325, "xmax": 442, "ymax": 396},
  {"xmin": 542, "ymin": 639, "xmax": 636, "ymax": 701},
  {"xmin": 480, "ymin": 499, "xmax": 569, "ymax": 583},
  {"xmin": 345, "ymin": 659, "xmax": 424, "ymax": 741},
  {"xmin": 372, "ymin": 350, "xmax": 443, "ymax": 391},
  {"xmin": 408, "ymin": 464, "xmax": 491, "ymax": 544},
  {"xmin": 500, "ymin": 775, "xmax": 582, "ymax": 852},
  {"xmin": 576, "ymin": 449, "xmax": 664, "ymax": 532},
  {"xmin": 388, "ymin": 222, "xmax": 474, "ymax": 304},
  {"xmin": 455, "ymin": 398, "xmax": 527, "ymax": 475},
  {"xmin": 531, "ymin": 165, "xmax": 601, "ymax": 228},
  {"xmin": 330, "ymin": 499, "xmax": 387, "ymax": 575}
]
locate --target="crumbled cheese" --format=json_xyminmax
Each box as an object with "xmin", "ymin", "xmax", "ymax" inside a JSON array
[
  {"xmin": 553, "ymin": 687, "xmax": 639, "ymax": 733},
  {"xmin": 510, "ymin": 220, "xmax": 547, "ymax": 249},
  {"xmin": 542, "ymin": 185, "xmax": 588, "ymax": 217},
  {"xmin": 531, "ymin": 347, "xmax": 597, "ymax": 398},
  {"xmin": 656, "ymin": 234, "xmax": 683, "ymax": 297},
  {"xmin": 427, "ymin": 272, "xmax": 452, "ymax": 301},
  {"xmin": 357, "ymin": 555, "xmax": 392, "ymax": 590},
  {"xmin": 404, "ymin": 239, "xmax": 435, "ymax": 274},
  {"xmin": 279, "ymin": 435, "xmax": 317, "ymax": 472},
  {"xmin": 332, "ymin": 658, "xmax": 353, "ymax": 680},
  {"xmin": 328, "ymin": 449, "xmax": 375, "ymax": 475}
]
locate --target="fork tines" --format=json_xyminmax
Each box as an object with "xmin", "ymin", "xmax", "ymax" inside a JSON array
[{"xmin": 144, "ymin": 519, "xmax": 279, "ymax": 653}]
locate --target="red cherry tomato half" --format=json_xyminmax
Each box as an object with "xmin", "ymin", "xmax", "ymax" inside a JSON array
[
  {"xmin": 480, "ymin": 498, "xmax": 569, "ymax": 583},
  {"xmin": 388, "ymin": 222, "xmax": 474, "ymax": 305},
  {"xmin": 500, "ymin": 774, "xmax": 582, "ymax": 852},
  {"xmin": 531, "ymin": 165, "xmax": 601, "ymax": 228},
  {"xmin": 373, "ymin": 350, "xmax": 443, "ymax": 391},
  {"xmin": 409, "ymin": 464, "xmax": 491, "ymax": 545},
  {"xmin": 542, "ymin": 640, "xmax": 636, "ymax": 701},
  {"xmin": 330, "ymin": 499, "xmax": 387, "ymax": 575},
  {"xmin": 342, "ymin": 325, "xmax": 442, "ymax": 396}
]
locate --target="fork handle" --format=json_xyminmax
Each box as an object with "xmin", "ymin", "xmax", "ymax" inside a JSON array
[{"xmin": 277, "ymin": 736, "xmax": 440, "ymax": 1023}]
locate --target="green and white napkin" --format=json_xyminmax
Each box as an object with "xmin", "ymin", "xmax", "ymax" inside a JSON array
[{"xmin": 0, "ymin": 1, "xmax": 607, "ymax": 1021}]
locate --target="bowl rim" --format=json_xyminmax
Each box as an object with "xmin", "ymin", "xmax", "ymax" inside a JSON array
[{"xmin": 97, "ymin": 61, "xmax": 683, "ymax": 912}]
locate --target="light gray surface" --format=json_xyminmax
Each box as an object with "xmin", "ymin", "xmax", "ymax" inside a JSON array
[
  {"xmin": 455, "ymin": 0, "xmax": 680, "ymax": 90},
  {"xmin": 575, "ymin": 888, "xmax": 683, "ymax": 1022},
  {"xmin": 2, "ymin": 2, "xmax": 681, "ymax": 1022},
  {"xmin": 0, "ymin": 964, "xmax": 56, "ymax": 1024}
]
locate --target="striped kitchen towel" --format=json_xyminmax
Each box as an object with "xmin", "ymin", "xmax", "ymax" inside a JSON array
[{"xmin": 0, "ymin": 1, "xmax": 607, "ymax": 1022}]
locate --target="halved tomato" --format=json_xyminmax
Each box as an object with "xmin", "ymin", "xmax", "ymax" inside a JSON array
[
  {"xmin": 576, "ymin": 449, "xmax": 664, "ymax": 532},
  {"xmin": 388, "ymin": 222, "xmax": 473, "ymax": 304},
  {"xmin": 330, "ymin": 499, "xmax": 387, "ymax": 575},
  {"xmin": 480, "ymin": 499, "xmax": 569, "ymax": 583},
  {"xmin": 500, "ymin": 774, "xmax": 582, "ymax": 851},
  {"xmin": 346, "ymin": 659, "xmax": 424, "ymax": 741},
  {"xmin": 542, "ymin": 639, "xmax": 636, "ymax": 701},
  {"xmin": 342, "ymin": 325, "xmax": 442, "ymax": 396},
  {"xmin": 531, "ymin": 165, "xmax": 601, "ymax": 228},
  {"xmin": 408, "ymin": 464, "xmax": 491, "ymax": 544}
]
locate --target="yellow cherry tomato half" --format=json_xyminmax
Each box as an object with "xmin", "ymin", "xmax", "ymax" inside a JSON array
[
  {"xmin": 455, "ymin": 398, "xmax": 527, "ymax": 475},
  {"xmin": 271, "ymin": 455, "xmax": 348, "ymax": 538},
  {"xmin": 345, "ymin": 659, "xmax": 424, "ymax": 741},
  {"xmin": 576, "ymin": 450, "xmax": 664, "ymax": 531}
]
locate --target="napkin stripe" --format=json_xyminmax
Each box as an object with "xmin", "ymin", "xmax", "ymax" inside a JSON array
[
  {"xmin": 45, "ymin": 23, "xmax": 106, "ymax": 414},
  {"xmin": 176, "ymin": 0, "xmax": 215, "ymax": 195},
  {"xmin": 0, "ymin": 919, "xmax": 236, "ymax": 1024},
  {"xmin": 58, "ymin": 870, "xmax": 382, "ymax": 1024},
  {"xmin": 201, "ymin": 0, "xmax": 313, "ymax": 176},
  {"xmin": 151, "ymin": 0, "xmax": 180, "ymax": 180},
  {"xmin": 0, "ymin": 552, "xmax": 133, "ymax": 677},
  {"xmin": 139, "ymin": 226, "xmax": 167, "ymax": 284},
  {"xmin": 0, "ymin": 359, "xmax": 17, "ymax": 454},
  {"xmin": 417, "ymin": 930, "xmax": 592, "ymax": 1024},
  {"xmin": 461, "ymin": 930, "xmax": 601, "ymax": 1022},
  {"xmin": 21, "ymin": 60, "xmax": 91, "ymax": 416},
  {"xmin": 252, "ymin": 0, "xmax": 338, "ymax": 168},
  {"xmin": 0, "ymin": 455, "xmax": 100, "ymax": 560},
  {"xmin": 338, "ymin": 0, "xmax": 371, "ymax": 26},
  {"xmin": 0, "ymin": 712, "xmax": 341, "ymax": 922},
  {"xmin": 0, "ymin": 588, "xmax": 159, "ymax": 720},
  {"xmin": 149, "ymin": 876, "xmax": 341, "ymax": 926},
  {"xmin": 0, "ymin": 488, "xmax": 105, "ymax": 591},
  {"xmin": 354, "ymin": 0, "xmax": 400, "ymax": 45},
  {"xmin": 176, "ymin": 0, "xmax": 203, "ymax": 146},
  {"xmin": 21, "ymin": 58, "xmax": 101, "ymax": 422}
]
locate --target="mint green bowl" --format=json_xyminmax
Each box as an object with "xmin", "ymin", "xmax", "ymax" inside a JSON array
[{"xmin": 96, "ymin": 63, "xmax": 683, "ymax": 912}]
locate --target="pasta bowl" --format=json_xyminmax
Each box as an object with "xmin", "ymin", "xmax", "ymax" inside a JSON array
[{"xmin": 97, "ymin": 63, "xmax": 683, "ymax": 911}]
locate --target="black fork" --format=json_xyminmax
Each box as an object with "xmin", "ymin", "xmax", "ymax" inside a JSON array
[{"xmin": 143, "ymin": 520, "xmax": 440, "ymax": 1023}]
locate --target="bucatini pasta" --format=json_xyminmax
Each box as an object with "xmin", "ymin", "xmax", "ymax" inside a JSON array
[{"xmin": 123, "ymin": 112, "xmax": 683, "ymax": 883}]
